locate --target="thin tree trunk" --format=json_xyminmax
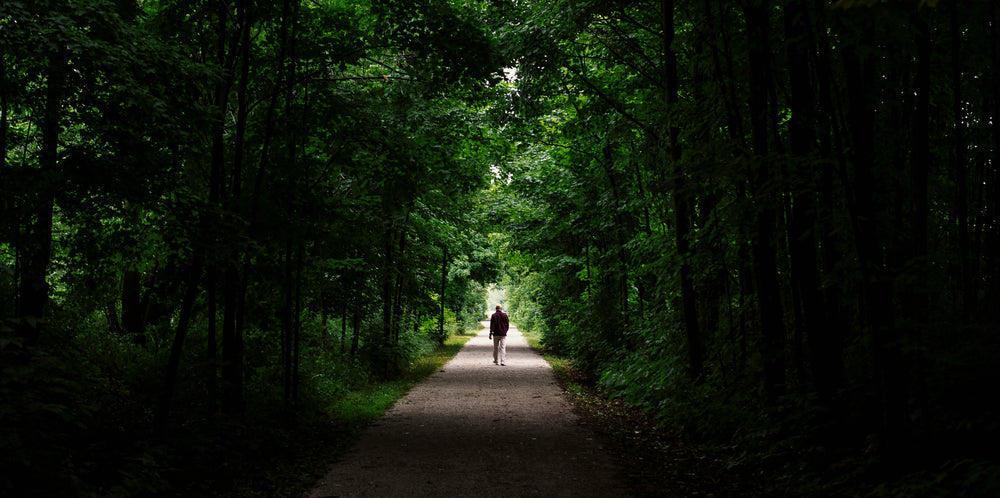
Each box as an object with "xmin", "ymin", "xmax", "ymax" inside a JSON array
[
  {"xmin": 440, "ymin": 245, "xmax": 448, "ymax": 344},
  {"xmin": 206, "ymin": 0, "xmax": 227, "ymax": 410},
  {"xmin": 392, "ymin": 226, "xmax": 408, "ymax": 344},
  {"xmin": 155, "ymin": 258, "xmax": 203, "ymax": 435},
  {"xmin": 320, "ymin": 291, "xmax": 328, "ymax": 350},
  {"xmin": 909, "ymin": 16, "xmax": 930, "ymax": 264},
  {"xmin": 784, "ymin": 0, "xmax": 841, "ymax": 405},
  {"xmin": 382, "ymin": 224, "xmax": 396, "ymax": 375},
  {"xmin": 221, "ymin": 264, "xmax": 244, "ymax": 415},
  {"xmin": 745, "ymin": 0, "xmax": 785, "ymax": 402},
  {"xmin": 351, "ymin": 286, "xmax": 361, "ymax": 356},
  {"xmin": 1, "ymin": 54, "xmax": 7, "ymax": 171},
  {"xmin": 282, "ymin": 240, "xmax": 294, "ymax": 407},
  {"xmin": 292, "ymin": 243, "xmax": 304, "ymax": 408},
  {"xmin": 841, "ymin": 13, "xmax": 904, "ymax": 454},
  {"xmin": 341, "ymin": 311, "xmax": 347, "ymax": 354},
  {"xmin": 121, "ymin": 269, "xmax": 144, "ymax": 337},
  {"xmin": 289, "ymin": 0, "xmax": 302, "ymax": 408},
  {"xmin": 206, "ymin": 266, "xmax": 218, "ymax": 410},
  {"xmin": 951, "ymin": 1, "xmax": 971, "ymax": 314},
  {"xmin": 1, "ymin": 54, "xmax": 9, "ymax": 320},
  {"xmin": 221, "ymin": 0, "xmax": 255, "ymax": 418},
  {"xmin": 901, "ymin": 9, "xmax": 933, "ymax": 445}
]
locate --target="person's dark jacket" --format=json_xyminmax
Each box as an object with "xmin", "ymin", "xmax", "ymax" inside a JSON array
[{"xmin": 490, "ymin": 311, "xmax": 509, "ymax": 337}]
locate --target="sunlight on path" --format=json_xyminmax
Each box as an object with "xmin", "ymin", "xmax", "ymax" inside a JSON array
[{"xmin": 307, "ymin": 321, "xmax": 629, "ymax": 497}]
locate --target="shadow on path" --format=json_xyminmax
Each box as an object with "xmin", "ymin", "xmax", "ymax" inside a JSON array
[{"xmin": 306, "ymin": 322, "xmax": 630, "ymax": 497}]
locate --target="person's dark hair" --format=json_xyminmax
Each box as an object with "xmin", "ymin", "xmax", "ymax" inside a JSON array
[{"xmin": 495, "ymin": 305, "xmax": 502, "ymax": 311}]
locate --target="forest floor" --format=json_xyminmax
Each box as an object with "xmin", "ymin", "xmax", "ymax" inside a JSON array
[{"xmin": 305, "ymin": 324, "xmax": 757, "ymax": 497}]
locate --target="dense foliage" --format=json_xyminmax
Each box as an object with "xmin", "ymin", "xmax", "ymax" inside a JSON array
[
  {"xmin": 4, "ymin": 0, "xmax": 1000, "ymax": 496},
  {"xmin": 491, "ymin": 0, "xmax": 1000, "ymax": 495},
  {"xmin": 1, "ymin": 0, "xmax": 502, "ymax": 495}
]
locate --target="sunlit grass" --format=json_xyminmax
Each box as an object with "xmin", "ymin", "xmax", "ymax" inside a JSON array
[
  {"xmin": 543, "ymin": 354, "xmax": 574, "ymax": 378},
  {"xmin": 328, "ymin": 331, "xmax": 475, "ymax": 427},
  {"xmin": 519, "ymin": 326, "xmax": 544, "ymax": 349},
  {"xmin": 519, "ymin": 327, "xmax": 576, "ymax": 383},
  {"xmin": 245, "ymin": 329, "xmax": 480, "ymax": 498},
  {"xmin": 405, "ymin": 333, "xmax": 473, "ymax": 379}
]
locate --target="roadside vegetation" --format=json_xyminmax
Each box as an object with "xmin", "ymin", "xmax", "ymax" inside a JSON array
[
  {"xmin": 212, "ymin": 327, "xmax": 479, "ymax": 498},
  {"xmin": 164, "ymin": 327, "xmax": 478, "ymax": 498}
]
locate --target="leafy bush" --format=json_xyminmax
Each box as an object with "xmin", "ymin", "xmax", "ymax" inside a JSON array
[
  {"xmin": 420, "ymin": 308, "xmax": 461, "ymax": 345},
  {"xmin": 599, "ymin": 350, "xmax": 752, "ymax": 442}
]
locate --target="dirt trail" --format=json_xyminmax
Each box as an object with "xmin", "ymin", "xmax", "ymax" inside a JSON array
[{"xmin": 307, "ymin": 322, "xmax": 630, "ymax": 497}]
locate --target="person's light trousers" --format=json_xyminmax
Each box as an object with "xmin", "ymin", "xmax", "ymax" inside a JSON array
[{"xmin": 493, "ymin": 335, "xmax": 507, "ymax": 364}]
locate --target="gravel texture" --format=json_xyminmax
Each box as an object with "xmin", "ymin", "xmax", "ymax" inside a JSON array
[{"xmin": 306, "ymin": 323, "xmax": 630, "ymax": 497}]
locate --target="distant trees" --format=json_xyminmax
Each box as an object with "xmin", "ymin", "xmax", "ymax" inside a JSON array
[
  {"xmin": 494, "ymin": 0, "xmax": 1000, "ymax": 493},
  {"xmin": 1, "ymin": 0, "xmax": 502, "ymax": 494}
]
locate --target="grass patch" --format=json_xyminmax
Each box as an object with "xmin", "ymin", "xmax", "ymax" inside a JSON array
[
  {"xmin": 405, "ymin": 334, "xmax": 473, "ymax": 380},
  {"xmin": 520, "ymin": 326, "xmax": 544, "ymax": 350},
  {"xmin": 539, "ymin": 352, "xmax": 598, "ymax": 406},
  {"xmin": 184, "ymin": 331, "xmax": 477, "ymax": 498},
  {"xmin": 328, "ymin": 333, "xmax": 473, "ymax": 427}
]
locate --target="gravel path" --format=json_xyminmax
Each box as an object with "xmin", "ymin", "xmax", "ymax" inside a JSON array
[{"xmin": 306, "ymin": 322, "xmax": 630, "ymax": 497}]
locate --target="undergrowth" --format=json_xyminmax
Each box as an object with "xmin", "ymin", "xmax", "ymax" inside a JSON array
[
  {"xmin": 524, "ymin": 333, "xmax": 757, "ymax": 497},
  {"xmin": 206, "ymin": 330, "xmax": 478, "ymax": 498},
  {"xmin": 0, "ymin": 320, "xmax": 479, "ymax": 498}
]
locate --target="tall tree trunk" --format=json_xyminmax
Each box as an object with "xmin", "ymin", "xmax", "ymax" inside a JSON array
[
  {"xmin": 950, "ymin": 1, "xmax": 971, "ymax": 314},
  {"xmin": 1, "ymin": 55, "xmax": 9, "ymax": 319},
  {"xmin": 903, "ymin": 9, "xmax": 933, "ymax": 444},
  {"xmin": 705, "ymin": 0, "xmax": 749, "ymax": 381},
  {"xmin": 1, "ymin": 54, "xmax": 7, "ymax": 172},
  {"xmin": 381, "ymin": 223, "xmax": 396, "ymax": 375},
  {"xmin": 841, "ymin": 12, "xmax": 904, "ymax": 455},
  {"xmin": 209, "ymin": 0, "xmax": 231, "ymax": 413},
  {"xmin": 600, "ymin": 144, "xmax": 631, "ymax": 340},
  {"xmin": 221, "ymin": 0, "xmax": 254, "ymax": 418},
  {"xmin": 811, "ymin": 0, "xmax": 849, "ymax": 412},
  {"xmin": 908, "ymin": 16, "xmax": 930, "ymax": 270},
  {"xmin": 784, "ymin": 0, "xmax": 841, "ymax": 406},
  {"xmin": 16, "ymin": 55, "xmax": 64, "ymax": 345},
  {"xmin": 745, "ymin": 0, "xmax": 785, "ymax": 401},
  {"xmin": 989, "ymin": 1, "xmax": 1000, "ymax": 317},
  {"xmin": 663, "ymin": 0, "xmax": 704, "ymax": 382},
  {"xmin": 707, "ymin": 0, "xmax": 745, "ymax": 148},
  {"xmin": 289, "ymin": 0, "xmax": 302, "ymax": 408}
]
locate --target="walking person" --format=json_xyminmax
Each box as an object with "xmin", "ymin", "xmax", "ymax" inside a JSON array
[{"xmin": 489, "ymin": 305, "xmax": 509, "ymax": 366}]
